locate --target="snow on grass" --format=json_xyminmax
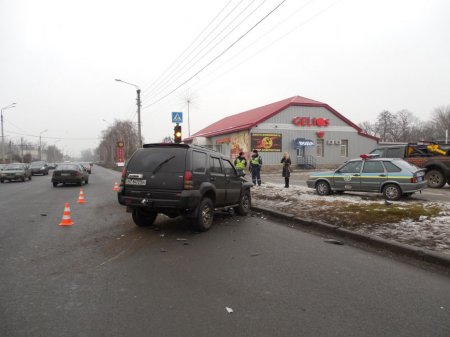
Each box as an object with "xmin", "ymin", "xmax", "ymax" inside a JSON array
[{"xmin": 251, "ymin": 183, "xmax": 450, "ymax": 255}]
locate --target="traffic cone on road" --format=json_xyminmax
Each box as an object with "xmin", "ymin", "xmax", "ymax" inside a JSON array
[
  {"xmin": 59, "ymin": 203, "xmax": 74, "ymax": 226},
  {"xmin": 113, "ymin": 181, "xmax": 119, "ymax": 191},
  {"xmin": 77, "ymin": 188, "xmax": 87, "ymax": 204}
]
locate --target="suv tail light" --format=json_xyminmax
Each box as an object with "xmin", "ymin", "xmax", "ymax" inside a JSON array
[{"xmin": 184, "ymin": 171, "xmax": 193, "ymax": 190}]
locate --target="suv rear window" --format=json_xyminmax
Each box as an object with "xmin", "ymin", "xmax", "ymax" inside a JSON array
[{"xmin": 127, "ymin": 148, "xmax": 187, "ymax": 172}]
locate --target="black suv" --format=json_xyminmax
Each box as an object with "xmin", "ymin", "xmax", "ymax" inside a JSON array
[{"xmin": 118, "ymin": 143, "xmax": 253, "ymax": 231}]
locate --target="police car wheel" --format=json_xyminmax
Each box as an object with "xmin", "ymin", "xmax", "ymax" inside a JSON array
[
  {"xmin": 316, "ymin": 181, "xmax": 331, "ymax": 196},
  {"xmin": 383, "ymin": 184, "xmax": 401, "ymax": 201}
]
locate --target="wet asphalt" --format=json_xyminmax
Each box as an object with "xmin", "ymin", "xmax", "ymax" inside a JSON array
[{"xmin": 1, "ymin": 166, "xmax": 449, "ymax": 337}]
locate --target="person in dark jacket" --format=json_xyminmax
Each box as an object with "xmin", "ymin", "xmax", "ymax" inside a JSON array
[
  {"xmin": 249, "ymin": 149, "xmax": 262, "ymax": 186},
  {"xmin": 281, "ymin": 152, "xmax": 292, "ymax": 188}
]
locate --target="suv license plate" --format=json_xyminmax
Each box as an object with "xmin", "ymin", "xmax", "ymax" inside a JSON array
[{"xmin": 126, "ymin": 178, "xmax": 146, "ymax": 186}]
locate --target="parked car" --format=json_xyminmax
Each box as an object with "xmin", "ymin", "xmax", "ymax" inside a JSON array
[
  {"xmin": 306, "ymin": 155, "xmax": 427, "ymax": 201},
  {"xmin": 0, "ymin": 164, "xmax": 8, "ymax": 171},
  {"xmin": 0, "ymin": 163, "xmax": 32, "ymax": 182},
  {"xmin": 51, "ymin": 163, "xmax": 89, "ymax": 187},
  {"xmin": 80, "ymin": 162, "xmax": 92, "ymax": 174},
  {"xmin": 47, "ymin": 163, "xmax": 57, "ymax": 169},
  {"xmin": 30, "ymin": 161, "xmax": 49, "ymax": 175},
  {"xmin": 118, "ymin": 143, "xmax": 253, "ymax": 231}
]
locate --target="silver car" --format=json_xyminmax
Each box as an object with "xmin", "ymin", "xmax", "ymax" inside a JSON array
[{"xmin": 306, "ymin": 156, "xmax": 427, "ymax": 200}]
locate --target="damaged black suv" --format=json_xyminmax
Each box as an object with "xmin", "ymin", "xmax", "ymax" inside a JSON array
[{"xmin": 118, "ymin": 143, "xmax": 253, "ymax": 231}]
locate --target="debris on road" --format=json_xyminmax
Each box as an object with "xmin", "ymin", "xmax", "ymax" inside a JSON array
[
  {"xmin": 324, "ymin": 239, "xmax": 344, "ymax": 245},
  {"xmin": 160, "ymin": 248, "xmax": 168, "ymax": 253},
  {"xmin": 176, "ymin": 238, "xmax": 187, "ymax": 241},
  {"xmin": 225, "ymin": 307, "xmax": 234, "ymax": 314}
]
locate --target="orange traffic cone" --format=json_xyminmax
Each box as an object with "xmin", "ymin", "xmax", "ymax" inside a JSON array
[
  {"xmin": 59, "ymin": 203, "xmax": 74, "ymax": 226},
  {"xmin": 113, "ymin": 181, "xmax": 119, "ymax": 191},
  {"xmin": 77, "ymin": 188, "xmax": 87, "ymax": 204}
]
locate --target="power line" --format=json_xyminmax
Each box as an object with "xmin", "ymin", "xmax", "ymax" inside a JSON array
[
  {"xmin": 143, "ymin": 0, "xmax": 266, "ymax": 104},
  {"xmin": 188, "ymin": 0, "xmax": 322, "ymax": 91},
  {"xmin": 143, "ymin": 0, "xmax": 287, "ymax": 109},
  {"xmin": 140, "ymin": 0, "xmax": 236, "ymax": 98}
]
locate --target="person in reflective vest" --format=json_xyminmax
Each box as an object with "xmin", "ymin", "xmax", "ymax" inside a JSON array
[
  {"xmin": 249, "ymin": 149, "xmax": 262, "ymax": 186},
  {"xmin": 234, "ymin": 151, "xmax": 247, "ymax": 175}
]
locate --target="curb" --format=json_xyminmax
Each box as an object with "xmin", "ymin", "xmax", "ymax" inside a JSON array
[{"xmin": 252, "ymin": 205, "xmax": 450, "ymax": 269}]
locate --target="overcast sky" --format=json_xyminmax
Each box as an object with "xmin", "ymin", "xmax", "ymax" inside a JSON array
[{"xmin": 1, "ymin": 0, "xmax": 449, "ymax": 157}]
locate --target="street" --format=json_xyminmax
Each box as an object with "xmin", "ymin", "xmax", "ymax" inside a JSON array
[{"xmin": 1, "ymin": 165, "xmax": 449, "ymax": 337}]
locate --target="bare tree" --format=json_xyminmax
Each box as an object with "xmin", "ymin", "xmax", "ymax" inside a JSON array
[
  {"xmin": 375, "ymin": 110, "xmax": 398, "ymax": 142},
  {"xmin": 431, "ymin": 105, "xmax": 450, "ymax": 141},
  {"xmin": 358, "ymin": 121, "xmax": 377, "ymax": 137},
  {"xmin": 96, "ymin": 120, "xmax": 139, "ymax": 167}
]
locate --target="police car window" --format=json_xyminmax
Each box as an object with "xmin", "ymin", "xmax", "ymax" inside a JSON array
[
  {"xmin": 362, "ymin": 161, "xmax": 384, "ymax": 173},
  {"xmin": 222, "ymin": 159, "xmax": 237, "ymax": 176},
  {"xmin": 210, "ymin": 157, "xmax": 223, "ymax": 174},
  {"xmin": 383, "ymin": 161, "xmax": 402, "ymax": 172},
  {"xmin": 192, "ymin": 151, "xmax": 207, "ymax": 173},
  {"xmin": 339, "ymin": 161, "xmax": 362, "ymax": 173}
]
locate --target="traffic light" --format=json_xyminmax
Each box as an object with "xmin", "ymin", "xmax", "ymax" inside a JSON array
[{"xmin": 174, "ymin": 124, "xmax": 182, "ymax": 143}]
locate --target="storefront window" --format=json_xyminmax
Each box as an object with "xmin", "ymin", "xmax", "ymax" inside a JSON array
[
  {"xmin": 316, "ymin": 139, "xmax": 324, "ymax": 157},
  {"xmin": 340, "ymin": 140, "xmax": 348, "ymax": 157}
]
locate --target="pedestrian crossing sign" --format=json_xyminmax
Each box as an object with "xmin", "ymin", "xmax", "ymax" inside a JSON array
[{"xmin": 172, "ymin": 112, "xmax": 183, "ymax": 123}]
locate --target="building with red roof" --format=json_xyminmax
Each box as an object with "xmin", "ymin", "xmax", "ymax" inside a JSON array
[{"xmin": 184, "ymin": 96, "xmax": 379, "ymax": 168}]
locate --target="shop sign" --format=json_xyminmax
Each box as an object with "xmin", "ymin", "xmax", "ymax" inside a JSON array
[
  {"xmin": 294, "ymin": 138, "xmax": 315, "ymax": 148},
  {"xmin": 216, "ymin": 137, "xmax": 231, "ymax": 144},
  {"xmin": 292, "ymin": 117, "xmax": 330, "ymax": 127},
  {"xmin": 251, "ymin": 133, "xmax": 282, "ymax": 152}
]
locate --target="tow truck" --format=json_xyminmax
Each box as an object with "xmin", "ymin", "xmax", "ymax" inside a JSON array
[{"xmin": 370, "ymin": 142, "xmax": 450, "ymax": 188}]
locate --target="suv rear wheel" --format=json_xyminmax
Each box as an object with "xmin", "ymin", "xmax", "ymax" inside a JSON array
[
  {"xmin": 194, "ymin": 197, "xmax": 214, "ymax": 232},
  {"xmin": 132, "ymin": 208, "xmax": 157, "ymax": 227},
  {"xmin": 235, "ymin": 191, "xmax": 251, "ymax": 215}
]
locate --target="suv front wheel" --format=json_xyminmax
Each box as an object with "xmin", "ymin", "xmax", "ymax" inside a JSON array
[
  {"xmin": 235, "ymin": 190, "xmax": 251, "ymax": 215},
  {"xmin": 194, "ymin": 198, "xmax": 214, "ymax": 232},
  {"xmin": 132, "ymin": 208, "xmax": 157, "ymax": 227}
]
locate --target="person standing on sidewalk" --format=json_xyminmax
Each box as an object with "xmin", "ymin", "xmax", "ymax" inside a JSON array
[
  {"xmin": 234, "ymin": 151, "xmax": 247, "ymax": 175},
  {"xmin": 249, "ymin": 149, "xmax": 262, "ymax": 186},
  {"xmin": 281, "ymin": 152, "xmax": 292, "ymax": 188}
]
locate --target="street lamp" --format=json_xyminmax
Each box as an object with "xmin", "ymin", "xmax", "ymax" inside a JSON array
[
  {"xmin": 115, "ymin": 79, "xmax": 142, "ymax": 147},
  {"xmin": 1, "ymin": 103, "xmax": 16, "ymax": 163},
  {"xmin": 39, "ymin": 129, "xmax": 48, "ymax": 160}
]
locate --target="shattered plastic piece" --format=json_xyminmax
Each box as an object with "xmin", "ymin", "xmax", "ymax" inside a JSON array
[
  {"xmin": 250, "ymin": 253, "xmax": 260, "ymax": 257},
  {"xmin": 176, "ymin": 238, "xmax": 187, "ymax": 241},
  {"xmin": 225, "ymin": 307, "xmax": 234, "ymax": 314},
  {"xmin": 40, "ymin": 213, "xmax": 47, "ymax": 216},
  {"xmin": 183, "ymin": 242, "xmax": 190, "ymax": 246},
  {"xmin": 324, "ymin": 239, "xmax": 344, "ymax": 245},
  {"xmin": 160, "ymin": 234, "xmax": 165, "ymax": 238}
]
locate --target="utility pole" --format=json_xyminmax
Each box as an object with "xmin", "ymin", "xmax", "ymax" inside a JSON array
[
  {"xmin": 137, "ymin": 88, "xmax": 142, "ymax": 147},
  {"xmin": 115, "ymin": 79, "xmax": 142, "ymax": 147},
  {"xmin": 1, "ymin": 103, "xmax": 16, "ymax": 163}
]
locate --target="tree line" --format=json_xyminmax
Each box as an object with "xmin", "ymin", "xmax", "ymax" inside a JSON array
[
  {"xmin": 359, "ymin": 106, "xmax": 450, "ymax": 143},
  {"xmin": 95, "ymin": 120, "xmax": 140, "ymax": 167}
]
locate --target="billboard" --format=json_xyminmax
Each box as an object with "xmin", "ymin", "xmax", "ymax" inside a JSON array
[
  {"xmin": 251, "ymin": 133, "xmax": 282, "ymax": 152},
  {"xmin": 116, "ymin": 141, "xmax": 125, "ymax": 165}
]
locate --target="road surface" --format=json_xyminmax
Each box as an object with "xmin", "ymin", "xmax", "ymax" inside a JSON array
[{"xmin": 1, "ymin": 166, "xmax": 449, "ymax": 337}]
